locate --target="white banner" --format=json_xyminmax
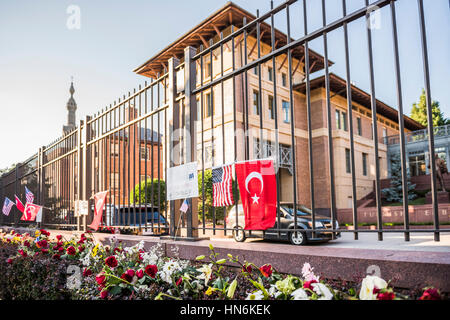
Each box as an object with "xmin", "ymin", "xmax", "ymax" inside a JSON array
[{"xmin": 167, "ymin": 162, "xmax": 199, "ymax": 200}]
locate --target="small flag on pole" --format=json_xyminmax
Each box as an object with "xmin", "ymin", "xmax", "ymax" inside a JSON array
[
  {"xmin": 25, "ymin": 186, "xmax": 34, "ymax": 203},
  {"xmin": 2, "ymin": 197, "xmax": 14, "ymax": 216},
  {"xmin": 179, "ymin": 199, "xmax": 189, "ymax": 213},
  {"xmin": 15, "ymin": 195, "xmax": 25, "ymax": 213}
]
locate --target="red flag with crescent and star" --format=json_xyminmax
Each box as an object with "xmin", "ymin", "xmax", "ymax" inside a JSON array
[
  {"xmin": 21, "ymin": 203, "xmax": 42, "ymax": 221},
  {"xmin": 235, "ymin": 159, "xmax": 277, "ymax": 230}
]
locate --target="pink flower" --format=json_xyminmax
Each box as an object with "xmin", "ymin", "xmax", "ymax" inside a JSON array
[{"xmin": 303, "ymin": 279, "xmax": 318, "ymax": 290}]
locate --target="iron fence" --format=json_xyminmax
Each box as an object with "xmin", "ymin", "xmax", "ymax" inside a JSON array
[{"xmin": 0, "ymin": 0, "xmax": 448, "ymax": 243}]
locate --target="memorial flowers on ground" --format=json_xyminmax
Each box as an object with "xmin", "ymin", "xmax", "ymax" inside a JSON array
[{"xmin": 0, "ymin": 228, "xmax": 445, "ymax": 300}]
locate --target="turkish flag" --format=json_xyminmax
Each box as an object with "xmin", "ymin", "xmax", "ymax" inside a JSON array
[
  {"xmin": 15, "ymin": 195, "xmax": 25, "ymax": 213},
  {"xmin": 21, "ymin": 203, "xmax": 42, "ymax": 221},
  {"xmin": 88, "ymin": 191, "xmax": 109, "ymax": 231},
  {"xmin": 235, "ymin": 159, "xmax": 277, "ymax": 230}
]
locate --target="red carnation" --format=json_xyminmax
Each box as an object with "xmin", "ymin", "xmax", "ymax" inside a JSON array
[
  {"xmin": 144, "ymin": 265, "xmax": 158, "ymax": 278},
  {"xmin": 96, "ymin": 273, "xmax": 106, "ymax": 285},
  {"xmin": 419, "ymin": 288, "xmax": 441, "ymax": 300},
  {"xmin": 136, "ymin": 269, "xmax": 144, "ymax": 279},
  {"xmin": 66, "ymin": 246, "xmax": 76, "ymax": 255},
  {"xmin": 303, "ymin": 279, "xmax": 318, "ymax": 290},
  {"xmin": 259, "ymin": 264, "xmax": 273, "ymax": 277},
  {"xmin": 377, "ymin": 291, "xmax": 395, "ymax": 300},
  {"xmin": 105, "ymin": 256, "xmax": 118, "ymax": 268}
]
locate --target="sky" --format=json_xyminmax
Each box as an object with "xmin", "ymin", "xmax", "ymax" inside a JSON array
[{"xmin": 0, "ymin": 0, "xmax": 449, "ymax": 170}]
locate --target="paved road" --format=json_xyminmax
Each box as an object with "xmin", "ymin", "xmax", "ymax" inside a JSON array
[{"xmin": 212, "ymin": 232, "xmax": 450, "ymax": 253}]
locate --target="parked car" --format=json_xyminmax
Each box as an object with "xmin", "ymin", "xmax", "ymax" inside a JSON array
[{"xmin": 225, "ymin": 203, "xmax": 340, "ymax": 245}]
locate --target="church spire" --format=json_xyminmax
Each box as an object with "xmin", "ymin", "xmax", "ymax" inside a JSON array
[{"xmin": 63, "ymin": 77, "xmax": 77, "ymax": 134}]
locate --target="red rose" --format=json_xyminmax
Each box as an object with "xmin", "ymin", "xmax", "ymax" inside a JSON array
[
  {"xmin": 303, "ymin": 279, "xmax": 318, "ymax": 290},
  {"xmin": 77, "ymin": 239, "xmax": 85, "ymax": 244},
  {"xmin": 52, "ymin": 254, "xmax": 60, "ymax": 260},
  {"xmin": 176, "ymin": 277, "xmax": 183, "ymax": 286},
  {"xmin": 126, "ymin": 269, "xmax": 135, "ymax": 278},
  {"xmin": 419, "ymin": 288, "xmax": 441, "ymax": 300},
  {"xmin": 78, "ymin": 245, "xmax": 85, "ymax": 252},
  {"xmin": 11, "ymin": 230, "xmax": 15, "ymax": 235},
  {"xmin": 96, "ymin": 273, "xmax": 106, "ymax": 285},
  {"xmin": 24, "ymin": 240, "xmax": 30, "ymax": 247},
  {"xmin": 56, "ymin": 241, "xmax": 63, "ymax": 247},
  {"xmin": 66, "ymin": 246, "xmax": 76, "ymax": 255},
  {"xmin": 56, "ymin": 235, "xmax": 62, "ymax": 241},
  {"xmin": 136, "ymin": 269, "xmax": 144, "ymax": 279},
  {"xmin": 105, "ymin": 256, "xmax": 118, "ymax": 268},
  {"xmin": 18, "ymin": 249, "xmax": 27, "ymax": 257},
  {"xmin": 37, "ymin": 239, "xmax": 48, "ymax": 248},
  {"xmin": 259, "ymin": 264, "xmax": 273, "ymax": 277},
  {"xmin": 113, "ymin": 248, "xmax": 122, "ymax": 254},
  {"xmin": 120, "ymin": 272, "xmax": 133, "ymax": 283},
  {"xmin": 83, "ymin": 268, "xmax": 93, "ymax": 277},
  {"xmin": 40, "ymin": 229, "xmax": 50, "ymax": 237},
  {"xmin": 7, "ymin": 258, "xmax": 13, "ymax": 264},
  {"xmin": 100, "ymin": 289, "xmax": 108, "ymax": 299},
  {"xmin": 144, "ymin": 265, "xmax": 158, "ymax": 278},
  {"xmin": 377, "ymin": 291, "xmax": 395, "ymax": 300},
  {"xmin": 242, "ymin": 264, "xmax": 252, "ymax": 273},
  {"xmin": 58, "ymin": 246, "xmax": 64, "ymax": 253},
  {"xmin": 41, "ymin": 248, "xmax": 49, "ymax": 254}
]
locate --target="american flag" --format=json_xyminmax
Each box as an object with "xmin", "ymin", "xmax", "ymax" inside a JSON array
[
  {"xmin": 25, "ymin": 186, "xmax": 34, "ymax": 203},
  {"xmin": 2, "ymin": 197, "xmax": 14, "ymax": 216},
  {"xmin": 212, "ymin": 164, "xmax": 234, "ymax": 207}
]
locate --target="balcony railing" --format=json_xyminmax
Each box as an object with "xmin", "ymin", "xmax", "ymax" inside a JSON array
[
  {"xmin": 254, "ymin": 142, "xmax": 293, "ymax": 174},
  {"xmin": 385, "ymin": 124, "xmax": 450, "ymax": 146}
]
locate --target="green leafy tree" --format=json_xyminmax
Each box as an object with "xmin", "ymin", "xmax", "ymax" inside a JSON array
[
  {"xmin": 197, "ymin": 169, "xmax": 239, "ymax": 223},
  {"xmin": 410, "ymin": 89, "xmax": 448, "ymax": 128},
  {"xmin": 382, "ymin": 153, "xmax": 416, "ymax": 202},
  {"xmin": 130, "ymin": 179, "xmax": 166, "ymax": 212}
]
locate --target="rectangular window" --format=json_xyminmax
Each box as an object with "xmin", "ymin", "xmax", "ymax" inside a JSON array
[
  {"xmin": 253, "ymin": 66, "xmax": 258, "ymax": 75},
  {"xmin": 282, "ymin": 73, "xmax": 287, "ymax": 87},
  {"xmin": 409, "ymin": 154, "xmax": 426, "ymax": 176},
  {"xmin": 282, "ymin": 100, "xmax": 290, "ymax": 123},
  {"xmin": 206, "ymin": 93, "xmax": 213, "ymax": 118},
  {"xmin": 206, "ymin": 61, "xmax": 211, "ymax": 78},
  {"xmin": 382, "ymin": 127, "xmax": 387, "ymax": 138},
  {"xmin": 345, "ymin": 148, "xmax": 351, "ymax": 174},
  {"xmin": 140, "ymin": 147, "xmax": 150, "ymax": 160},
  {"xmin": 110, "ymin": 173, "xmax": 119, "ymax": 190},
  {"xmin": 342, "ymin": 112, "xmax": 348, "ymax": 131},
  {"xmin": 268, "ymin": 66, "xmax": 273, "ymax": 82},
  {"xmin": 362, "ymin": 153, "xmax": 368, "ymax": 176},
  {"xmin": 253, "ymin": 90, "xmax": 260, "ymax": 115},
  {"xmin": 357, "ymin": 117, "xmax": 362, "ymax": 136},
  {"xmin": 335, "ymin": 110, "xmax": 341, "ymax": 130},
  {"xmin": 268, "ymin": 95, "xmax": 275, "ymax": 120}
]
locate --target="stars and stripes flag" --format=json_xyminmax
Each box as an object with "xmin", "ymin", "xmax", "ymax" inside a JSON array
[
  {"xmin": 212, "ymin": 164, "xmax": 234, "ymax": 207},
  {"xmin": 2, "ymin": 197, "xmax": 14, "ymax": 216},
  {"xmin": 25, "ymin": 186, "xmax": 34, "ymax": 203}
]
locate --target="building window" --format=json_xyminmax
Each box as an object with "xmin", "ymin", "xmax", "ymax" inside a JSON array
[
  {"xmin": 111, "ymin": 143, "xmax": 119, "ymax": 157},
  {"xmin": 342, "ymin": 112, "xmax": 348, "ymax": 132},
  {"xmin": 357, "ymin": 117, "xmax": 362, "ymax": 136},
  {"xmin": 282, "ymin": 73, "xmax": 287, "ymax": 87},
  {"xmin": 268, "ymin": 66, "xmax": 273, "ymax": 82},
  {"xmin": 345, "ymin": 148, "xmax": 351, "ymax": 174},
  {"xmin": 206, "ymin": 61, "xmax": 212, "ymax": 78},
  {"xmin": 268, "ymin": 95, "xmax": 275, "ymax": 120},
  {"xmin": 140, "ymin": 147, "xmax": 150, "ymax": 160},
  {"xmin": 382, "ymin": 127, "xmax": 387, "ymax": 141},
  {"xmin": 205, "ymin": 92, "xmax": 213, "ymax": 118},
  {"xmin": 110, "ymin": 173, "xmax": 119, "ymax": 190},
  {"xmin": 362, "ymin": 153, "xmax": 368, "ymax": 176},
  {"xmin": 253, "ymin": 90, "xmax": 260, "ymax": 115},
  {"xmin": 409, "ymin": 153, "xmax": 426, "ymax": 176},
  {"xmin": 282, "ymin": 100, "xmax": 290, "ymax": 123},
  {"xmin": 336, "ymin": 110, "xmax": 341, "ymax": 130}
]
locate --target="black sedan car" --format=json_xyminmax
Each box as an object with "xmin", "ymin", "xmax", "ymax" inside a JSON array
[{"xmin": 225, "ymin": 203, "xmax": 340, "ymax": 245}]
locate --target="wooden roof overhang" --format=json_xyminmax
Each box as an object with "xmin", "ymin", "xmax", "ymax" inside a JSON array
[
  {"xmin": 294, "ymin": 73, "xmax": 424, "ymax": 131},
  {"xmin": 134, "ymin": 2, "xmax": 331, "ymax": 79}
]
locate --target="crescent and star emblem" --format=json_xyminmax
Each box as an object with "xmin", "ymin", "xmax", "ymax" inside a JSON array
[{"xmin": 245, "ymin": 171, "xmax": 264, "ymax": 204}]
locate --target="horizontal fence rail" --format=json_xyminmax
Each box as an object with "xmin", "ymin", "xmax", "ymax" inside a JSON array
[{"xmin": 0, "ymin": 0, "xmax": 447, "ymax": 243}]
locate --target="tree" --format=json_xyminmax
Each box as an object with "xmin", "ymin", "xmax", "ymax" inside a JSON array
[
  {"xmin": 410, "ymin": 89, "xmax": 448, "ymax": 128},
  {"xmin": 130, "ymin": 179, "xmax": 167, "ymax": 212},
  {"xmin": 382, "ymin": 153, "xmax": 416, "ymax": 203}
]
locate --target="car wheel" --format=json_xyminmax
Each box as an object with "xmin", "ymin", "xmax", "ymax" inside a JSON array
[
  {"xmin": 289, "ymin": 229, "xmax": 307, "ymax": 245},
  {"xmin": 233, "ymin": 227, "xmax": 246, "ymax": 242}
]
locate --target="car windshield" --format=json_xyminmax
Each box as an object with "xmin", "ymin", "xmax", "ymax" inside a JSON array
[{"xmin": 282, "ymin": 204, "xmax": 312, "ymax": 216}]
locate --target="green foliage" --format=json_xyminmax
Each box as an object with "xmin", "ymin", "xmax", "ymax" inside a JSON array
[
  {"xmin": 410, "ymin": 89, "xmax": 448, "ymax": 127},
  {"xmin": 130, "ymin": 179, "xmax": 166, "ymax": 212},
  {"xmin": 197, "ymin": 169, "xmax": 239, "ymax": 222},
  {"xmin": 382, "ymin": 153, "xmax": 416, "ymax": 203}
]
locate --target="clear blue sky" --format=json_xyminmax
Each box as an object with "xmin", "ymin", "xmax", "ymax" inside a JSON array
[{"xmin": 0, "ymin": 0, "xmax": 449, "ymax": 169}]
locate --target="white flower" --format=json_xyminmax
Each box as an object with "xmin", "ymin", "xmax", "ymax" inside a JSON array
[
  {"xmin": 159, "ymin": 259, "xmax": 182, "ymax": 284},
  {"xmin": 246, "ymin": 290, "xmax": 264, "ymax": 300},
  {"xmin": 302, "ymin": 262, "xmax": 319, "ymax": 282},
  {"xmin": 291, "ymin": 288, "xmax": 309, "ymax": 300},
  {"xmin": 311, "ymin": 282, "xmax": 334, "ymax": 300},
  {"xmin": 196, "ymin": 263, "xmax": 213, "ymax": 286},
  {"xmin": 268, "ymin": 285, "xmax": 282, "ymax": 298},
  {"xmin": 359, "ymin": 275, "xmax": 388, "ymax": 300}
]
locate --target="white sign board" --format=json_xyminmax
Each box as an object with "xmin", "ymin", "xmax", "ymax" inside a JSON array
[
  {"xmin": 167, "ymin": 162, "xmax": 199, "ymax": 200},
  {"xmin": 75, "ymin": 200, "xmax": 89, "ymax": 216}
]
